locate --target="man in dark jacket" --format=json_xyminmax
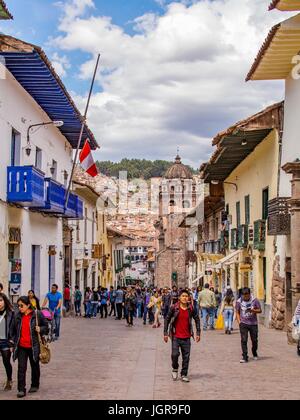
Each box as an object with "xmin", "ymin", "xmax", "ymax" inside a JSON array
[{"xmin": 164, "ymin": 290, "xmax": 201, "ymax": 383}]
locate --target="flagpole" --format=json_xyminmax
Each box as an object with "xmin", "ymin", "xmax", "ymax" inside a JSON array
[{"xmin": 64, "ymin": 53, "xmax": 101, "ymax": 209}]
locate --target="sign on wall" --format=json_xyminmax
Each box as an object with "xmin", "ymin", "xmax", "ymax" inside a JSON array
[{"xmin": 10, "ymin": 259, "xmax": 22, "ymax": 285}]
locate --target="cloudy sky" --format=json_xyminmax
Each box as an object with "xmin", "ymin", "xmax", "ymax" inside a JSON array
[{"xmin": 0, "ymin": 0, "xmax": 294, "ymax": 168}]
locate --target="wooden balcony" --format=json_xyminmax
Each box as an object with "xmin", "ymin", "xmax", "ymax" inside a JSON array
[{"xmin": 268, "ymin": 198, "xmax": 291, "ymax": 236}]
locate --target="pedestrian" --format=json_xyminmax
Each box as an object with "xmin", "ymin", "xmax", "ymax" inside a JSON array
[
  {"xmin": 83, "ymin": 287, "xmax": 92, "ymax": 318},
  {"xmin": 293, "ymin": 298, "xmax": 300, "ymax": 357},
  {"xmin": 12, "ymin": 296, "xmax": 48, "ymax": 398},
  {"xmin": 236, "ymin": 287, "xmax": 262, "ymax": 363},
  {"xmin": 64, "ymin": 283, "xmax": 71, "ymax": 313},
  {"xmin": 198, "ymin": 284, "xmax": 217, "ymax": 330},
  {"xmin": 109, "ymin": 286, "xmax": 116, "ymax": 317},
  {"xmin": 162, "ymin": 288, "xmax": 172, "ymax": 319},
  {"xmin": 74, "ymin": 285, "xmax": 82, "ymax": 317},
  {"xmin": 164, "ymin": 290, "xmax": 201, "ymax": 383},
  {"xmin": 115, "ymin": 286, "xmax": 124, "ymax": 320},
  {"xmin": 214, "ymin": 288, "xmax": 222, "ymax": 319},
  {"xmin": 136, "ymin": 289, "xmax": 143, "ymax": 318},
  {"xmin": 0, "ymin": 293, "xmax": 14, "ymax": 391},
  {"xmin": 148, "ymin": 290, "xmax": 162, "ymax": 328},
  {"xmin": 220, "ymin": 288, "xmax": 235, "ymax": 334},
  {"xmin": 0, "ymin": 283, "xmax": 4, "ymax": 293},
  {"xmin": 90, "ymin": 289, "xmax": 100, "ymax": 319},
  {"xmin": 100, "ymin": 288, "xmax": 108, "ymax": 319},
  {"xmin": 143, "ymin": 288, "xmax": 154, "ymax": 325},
  {"xmin": 42, "ymin": 284, "xmax": 63, "ymax": 340},
  {"xmin": 28, "ymin": 290, "xmax": 40, "ymax": 310},
  {"xmin": 171, "ymin": 286, "xmax": 179, "ymax": 306},
  {"xmin": 125, "ymin": 288, "xmax": 136, "ymax": 327}
]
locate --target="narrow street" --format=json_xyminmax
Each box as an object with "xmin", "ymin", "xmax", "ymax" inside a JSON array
[{"xmin": 1, "ymin": 316, "xmax": 299, "ymax": 401}]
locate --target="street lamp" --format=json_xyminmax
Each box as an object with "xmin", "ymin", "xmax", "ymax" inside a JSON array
[{"xmin": 26, "ymin": 121, "xmax": 64, "ymax": 157}]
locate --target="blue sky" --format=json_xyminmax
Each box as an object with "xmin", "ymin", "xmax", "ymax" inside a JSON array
[
  {"xmin": 0, "ymin": 1, "xmax": 288, "ymax": 166},
  {"xmin": 2, "ymin": 0, "xmax": 175, "ymax": 93}
]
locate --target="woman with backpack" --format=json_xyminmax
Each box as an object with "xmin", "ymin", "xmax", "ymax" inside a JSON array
[
  {"xmin": 148, "ymin": 290, "xmax": 163, "ymax": 328},
  {"xmin": 220, "ymin": 288, "xmax": 235, "ymax": 335},
  {"xmin": 0, "ymin": 293, "xmax": 14, "ymax": 391},
  {"xmin": 11, "ymin": 296, "xmax": 48, "ymax": 398}
]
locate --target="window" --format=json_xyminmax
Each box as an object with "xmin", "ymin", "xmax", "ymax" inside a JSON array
[
  {"xmin": 92, "ymin": 212, "xmax": 95, "ymax": 244},
  {"xmin": 35, "ymin": 147, "xmax": 42, "ymax": 170},
  {"xmin": 76, "ymin": 221, "xmax": 80, "ymax": 242},
  {"xmin": 262, "ymin": 188, "xmax": 269, "ymax": 220},
  {"xmin": 11, "ymin": 129, "xmax": 21, "ymax": 166},
  {"xmin": 236, "ymin": 202, "xmax": 241, "ymax": 228},
  {"xmin": 84, "ymin": 208, "xmax": 88, "ymax": 243},
  {"xmin": 51, "ymin": 160, "xmax": 57, "ymax": 180},
  {"xmin": 245, "ymin": 195, "xmax": 250, "ymax": 225}
]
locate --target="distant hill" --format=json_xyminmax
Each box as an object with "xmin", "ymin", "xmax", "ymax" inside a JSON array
[{"xmin": 96, "ymin": 159, "xmax": 197, "ymax": 180}]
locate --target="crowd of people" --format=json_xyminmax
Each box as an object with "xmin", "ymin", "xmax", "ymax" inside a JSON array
[{"xmin": 0, "ymin": 279, "xmax": 300, "ymax": 397}]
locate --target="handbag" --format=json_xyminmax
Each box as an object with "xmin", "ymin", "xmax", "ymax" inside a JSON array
[
  {"xmin": 215, "ymin": 314, "xmax": 225, "ymax": 330},
  {"xmin": 35, "ymin": 311, "xmax": 51, "ymax": 365}
]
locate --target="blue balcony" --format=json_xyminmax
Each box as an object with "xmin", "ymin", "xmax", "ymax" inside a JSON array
[
  {"xmin": 38, "ymin": 178, "xmax": 66, "ymax": 214},
  {"xmin": 64, "ymin": 192, "xmax": 78, "ymax": 218},
  {"xmin": 7, "ymin": 166, "xmax": 45, "ymax": 207}
]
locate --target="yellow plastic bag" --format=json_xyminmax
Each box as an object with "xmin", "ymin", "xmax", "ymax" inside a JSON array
[{"xmin": 215, "ymin": 314, "xmax": 225, "ymax": 330}]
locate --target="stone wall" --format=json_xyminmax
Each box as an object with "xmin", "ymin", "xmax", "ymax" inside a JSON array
[{"xmin": 271, "ymin": 256, "xmax": 286, "ymax": 330}]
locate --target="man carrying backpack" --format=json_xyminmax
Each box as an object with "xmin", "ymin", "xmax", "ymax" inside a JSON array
[{"xmin": 74, "ymin": 285, "xmax": 82, "ymax": 317}]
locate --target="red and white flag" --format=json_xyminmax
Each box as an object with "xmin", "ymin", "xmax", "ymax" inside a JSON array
[{"xmin": 79, "ymin": 140, "xmax": 99, "ymax": 177}]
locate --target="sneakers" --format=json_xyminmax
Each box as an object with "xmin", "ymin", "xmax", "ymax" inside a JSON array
[
  {"xmin": 181, "ymin": 376, "xmax": 190, "ymax": 383},
  {"xmin": 253, "ymin": 355, "xmax": 259, "ymax": 361},
  {"xmin": 4, "ymin": 380, "xmax": 12, "ymax": 391},
  {"xmin": 17, "ymin": 391, "xmax": 26, "ymax": 398},
  {"xmin": 240, "ymin": 358, "xmax": 248, "ymax": 364},
  {"xmin": 29, "ymin": 387, "xmax": 39, "ymax": 393},
  {"xmin": 172, "ymin": 370, "xmax": 178, "ymax": 381}
]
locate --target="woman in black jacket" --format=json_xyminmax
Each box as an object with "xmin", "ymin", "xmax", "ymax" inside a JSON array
[
  {"xmin": 0, "ymin": 293, "xmax": 14, "ymax": 391},
  {"xmin": 11, "ymin": 296, "xmax": 48, "ymax": 398}
]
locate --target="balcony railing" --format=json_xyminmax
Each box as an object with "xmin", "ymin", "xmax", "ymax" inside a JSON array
[
  {"xmin": 254, "ymin": 220, "xmax": 266, "ymax": 251},
  {"xmin": 7, "ymin": 166, "xmax": 45, "ymax": 207},
  {"xmin": 38, "ymin": 178, "xmax": 65, "ymax": 213},
  {"xmin": 268, "ymin": 197, "xmax": 291, "ymax": 236},
  {"xmin": 202, "ymin": 240, "xmax": 224, "ymax": 255}
]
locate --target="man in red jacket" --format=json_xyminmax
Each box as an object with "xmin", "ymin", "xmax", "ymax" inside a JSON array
[{"xmin": 164, "ymin": 290, "xmax": 201, "ymax": 383}]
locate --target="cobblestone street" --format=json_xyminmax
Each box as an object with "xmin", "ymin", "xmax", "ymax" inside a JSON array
[{"xmin": 1, "ymin": 316, "xmax": 299, "ymax": 401}]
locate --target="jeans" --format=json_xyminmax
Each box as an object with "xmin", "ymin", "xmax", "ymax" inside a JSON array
[
  {"xmin": 171, "ymin": 337, "xmax": 191, "ymax": 377},
  {"xmin": 163, "ymin": 305, "xmax": 170, "ymax": 319},
  {"xmin": 100, "ymin": 304, "xmax": 108, "ymax": 318},
  {"xmin": 224, "ymin": 309, "xmax": 234, "ymax": 331},
  {"xmin": 193, "ymin": 301, "xmax": 199, "ymax": 316},
  {"xmin": 74, "ymin": 300, "xmax": 81, "ymax": 315},
  {"xmin": 116, "ymin": 303, "xmax": 123, "ymax": 320},
  {"xmin": 143, "ymin": 307, "xmax": 154, "ymax": 324},
  {"xmin": 0, "ymin": 345, "xmax": 12, "ymax": 381},
  {"xmin": 136, "ymin": 302, "xmax": 143, "ymax": 318},
  {"xmin": 240, "ymin": 323, "xmax": 258, "ymax": 360},
  {"xmin": 54, "ymin": 313, "xmax": 61, "ymax": 338},
  {"xmin": 84, "ymin": 302, "xmax": 91, "ymax": 317},
  {"xmin": 91, "ymin": 302, "xmax": 98, "ymax": 318},
  {"xmin": 64, "ymin": 300, "xmax": 70, "ymax": 312},
  {"xmin": 109, "ymin": 302, "xmax": 116, "ymax": 316},
  {"xmin": 202, "ymin": 307, "xmax": 215, "ymax": 329},
  {"xmin": 126, "ymin": 310, "xmax": 134, "ymax": 325},
  {"xmin": 17, "ymin": 347, "xmax": 40, "ymax": 392}
]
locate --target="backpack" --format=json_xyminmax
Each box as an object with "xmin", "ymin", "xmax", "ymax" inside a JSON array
[{"xmin": 92, "ymin": 292, "xmax": 99, "ymax": 302}]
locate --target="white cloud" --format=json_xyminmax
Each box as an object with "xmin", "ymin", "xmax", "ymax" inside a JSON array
[
  {"xmin": 50, "ymin": 0, "xmax": 294, "ymax": 168},
  {"xmin": 51, "ymin": 53, "xmax": 71, "ymax": 77}
]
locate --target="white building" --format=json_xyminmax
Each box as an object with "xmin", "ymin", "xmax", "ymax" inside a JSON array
[
  {"xmin": 0, "ymin": 35, "xmax": 98, "ymax": 301},
  {"xmin": 246, "ymin": 6, "xmax": 300, "ymax": 327},
  {"xmin": 71, "ymin": 181, "xmax": 99, "ymax": 291}
]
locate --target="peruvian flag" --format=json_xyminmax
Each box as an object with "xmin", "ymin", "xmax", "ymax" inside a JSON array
[{"xmin": 79, "ymin": 140, "xmax": 99, "ymax": 177}]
